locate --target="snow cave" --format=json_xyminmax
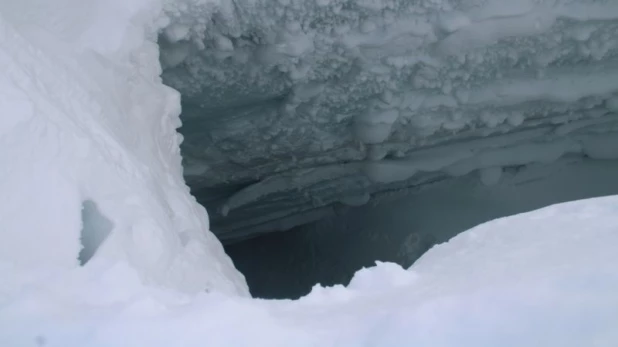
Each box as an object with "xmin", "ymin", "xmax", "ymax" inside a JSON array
[{"xmin": 2, "ymin": 1, "xmax": 618, "ymax": 345}]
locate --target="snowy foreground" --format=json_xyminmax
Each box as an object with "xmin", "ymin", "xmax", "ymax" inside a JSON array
[
  {"xmin": 1, "ymin": 0, "xmax": 618, "ymax": 346},
  {"xmin": 2, "ymin": 196, "xmax": 618, "ymax": 347}
]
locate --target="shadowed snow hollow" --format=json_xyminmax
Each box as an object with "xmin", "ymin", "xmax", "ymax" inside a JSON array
[{"xmin": 160, "ymin": 0, "xmax": 618, "ymax": 240}]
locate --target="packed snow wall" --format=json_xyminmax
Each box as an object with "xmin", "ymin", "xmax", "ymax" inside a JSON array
[{"xmin": 0, "ymin": 0, "xmax": 248, "ymax": 296}]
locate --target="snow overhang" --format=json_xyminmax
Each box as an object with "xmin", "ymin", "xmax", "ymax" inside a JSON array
[{"xmin": 160, "ymin": 0, "xmax": 618, "ymax": 241}]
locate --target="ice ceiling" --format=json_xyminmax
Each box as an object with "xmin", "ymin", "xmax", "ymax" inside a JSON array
[{"xmin": 160, "ymin": 0, "xmax": 618, "ymax": 241}]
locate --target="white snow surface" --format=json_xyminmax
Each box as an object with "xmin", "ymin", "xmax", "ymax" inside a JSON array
[
  {"xmin": 0, "ymin": 0, "xmax": 247, "ymax": 296},
  {"xmin": 2, "ymin": 195, "xmax": 618, "ymax": 346}
]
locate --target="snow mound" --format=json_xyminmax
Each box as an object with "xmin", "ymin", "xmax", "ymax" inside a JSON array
[
  {"xmin": 2, "ymin": 196, "xmax": 618, "ymax": 346},
  {"xmin": 0, "ymin": 0, "xmax": 247, "ymax": 296}
]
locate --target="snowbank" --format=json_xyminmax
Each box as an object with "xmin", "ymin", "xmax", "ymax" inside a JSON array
[
  {"xmin": 2, "ymin": 195, "xmax": 618, "ymax": 346},
  {"xmin": 0, "ymin": 0, "xmax": 247, "ymax": 296}
]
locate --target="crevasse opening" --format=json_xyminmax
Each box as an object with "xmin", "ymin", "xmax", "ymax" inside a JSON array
[
  {"xmin": 224, "ymin": 157, "xmax": 618, "ymax": 298},
  {"xmin": 78, "ymin": 200, "xmax": 113, "ymax": 266},
  {"xmin": 0, "ymin": 0, "xmax": 248, "ymax": 297},
  {"xmin": 3, "ymin": 0, "xmax": 618, "ymax": 345}
]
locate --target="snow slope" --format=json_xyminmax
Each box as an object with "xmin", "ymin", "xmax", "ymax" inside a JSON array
[
  {"xmin": 0, "ymin": 0, "xmax": 247, "ymax": 296},
  {"xmin": 2, "ymin": 195, "xmax": 618, "ymax": 346}
]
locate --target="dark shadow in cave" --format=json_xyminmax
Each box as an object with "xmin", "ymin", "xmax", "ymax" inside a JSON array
[{"xmin": 222, "ymin": 158, "xmax": 618, "ymax": 299}]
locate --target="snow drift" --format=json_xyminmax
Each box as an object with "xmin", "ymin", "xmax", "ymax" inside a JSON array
[{"xmin": 0, "ymin": 0, "xmax": 247, "ymax": 296}]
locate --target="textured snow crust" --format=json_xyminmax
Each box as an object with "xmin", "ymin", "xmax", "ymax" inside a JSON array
[
  {"xmin": 2, "ymin": 195, "xmax": 618, "ymax": 346},
  {"xmin": 0, "ymin": 0, "xmax": 247, "ymax": 296},
  {"xmin": 161, "ymin": 0, "xmax": 618, "ymax": 240}
]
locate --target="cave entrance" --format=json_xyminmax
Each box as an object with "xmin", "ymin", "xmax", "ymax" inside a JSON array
[{"xmin": 219, "ymin": 157, "xmax": 618, "ymax": 299}]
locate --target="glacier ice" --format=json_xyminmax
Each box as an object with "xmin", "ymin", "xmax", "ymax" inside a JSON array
[
  {"xmin": 1, "ymin": 0, "xmax": 618, "ymax": 345},
  {"xmin": 159, "ymin": 0, "xmax": 618, "ymax": 240}
]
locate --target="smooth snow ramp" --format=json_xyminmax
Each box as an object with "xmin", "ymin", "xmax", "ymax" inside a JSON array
[
  {"xmin": 2, "ymin": 195, "xmax": 618, "ymax": 346},
  {"xmin": 0, "ymin": 0, "xmax": 247, "ymax": 296}
]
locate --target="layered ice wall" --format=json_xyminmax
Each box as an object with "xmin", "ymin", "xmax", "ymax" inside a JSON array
[
  {"xmin": 160, "ymin": 0, "xmax": 618, "ymax": 239},
  {"xmin": 0, "ymin": 0, "xmax": 247, "ymax": 296}
]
